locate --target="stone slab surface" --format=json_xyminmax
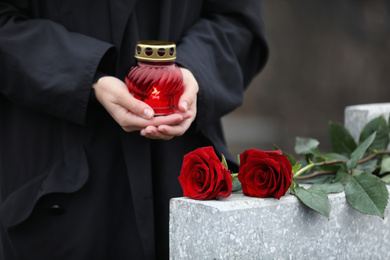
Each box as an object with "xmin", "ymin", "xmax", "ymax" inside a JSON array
[
  {"xmin": 345, "ymin": 102, "xmax": 390, "ymax": 143},
  {"xmin": 169, "ymin": 187, "xmax": 390, "ymax": 260}
]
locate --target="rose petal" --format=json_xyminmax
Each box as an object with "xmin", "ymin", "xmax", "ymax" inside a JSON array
[
  {"xmin": 238, "ymin": 149, "xmax": 293, "ymax": 199},
  {"xmin": 178, "ymin": 146, "xmax": 233, "ymax": 200}
]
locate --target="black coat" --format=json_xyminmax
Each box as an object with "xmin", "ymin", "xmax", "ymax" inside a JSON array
[{"xmin": 0, "ymin": 0, "xmax": 268, "ymax": 259}]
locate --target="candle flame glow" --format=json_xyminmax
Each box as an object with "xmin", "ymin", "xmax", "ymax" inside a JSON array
[{"xmin": 150, "ymin": 87, "xmax": 160, "ymax": 99}]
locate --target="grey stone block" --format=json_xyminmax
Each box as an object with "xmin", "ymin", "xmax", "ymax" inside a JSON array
[
  {"xmin": 169, "ymin": 188, "xmax": 390, "ymax": 260},
  {"xmin": 345, "ymin": 102, "xmax": 390, "ymax": 143},
  {"xmin": 169, "ymin": 103, "xmax": 390, "ymax": 259}
]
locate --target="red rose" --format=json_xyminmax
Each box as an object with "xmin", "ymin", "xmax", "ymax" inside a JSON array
[
  {"xmin": 238, "ymin": 149, "xmax": 293, "ymax": 199},
  {"xmin": 178, "ymin": 146, "xmax": 233, "ymax": 200}
]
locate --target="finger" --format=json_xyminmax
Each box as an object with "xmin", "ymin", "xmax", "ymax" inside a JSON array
[
  {"xmin": 120, "ymin": 109, "xmax": 184, "ymax": 132},
  {"xmin": 157, "ymin": 119, "xmax": 191, "ymax": 137},
  {"xmin": 139, "ymin": 114, "xmax": 184, "ymax": 137},
  {"xmin": 150, "ymin": 113, "xmax": 184, "ymax": 125},
  {"xmin": 116, "ymin": 93, "xmax": 155, "ymax": 120},
  {"xmin": 140, "ymin": 125, "xmax": 158, "ymax": 135},
  {"xmin": 93, "ymin": 76, "xmax": 154, "ymax": 120},
  {"xmin": 140, "ymin": 126, "xmax": 174, "ymax": 140},
  {"xmin": 141, "ymin": 112, "xmax": 193, "ymax": 139},
  {"xmin": 179, "ymin": 68, "xmax": 199, "ymax": 112}
]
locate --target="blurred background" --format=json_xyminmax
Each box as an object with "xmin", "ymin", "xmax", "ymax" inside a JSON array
[{"xmin": 222, "ymin": 0, "xmax": 390, "ymax": 158}]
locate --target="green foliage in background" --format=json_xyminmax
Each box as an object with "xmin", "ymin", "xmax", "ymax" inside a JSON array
[{"xmin": 290, "ymin": 116, "xmax": 390, "ymax": 218}]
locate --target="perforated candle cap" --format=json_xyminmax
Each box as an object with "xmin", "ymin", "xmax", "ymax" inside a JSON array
[{"xmin": 134, "ymin": 40, "xmax": 176, "ymax": 61}]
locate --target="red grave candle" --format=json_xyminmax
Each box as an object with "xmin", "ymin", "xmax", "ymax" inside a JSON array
[{"xmin": 125, "ymin": 41, "xmax": 183, "ymax": 116}]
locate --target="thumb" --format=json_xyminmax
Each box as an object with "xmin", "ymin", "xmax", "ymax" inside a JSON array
[
  {"xmin": 96, "ymin": 76, "xmax": 155, "ymax": 119},
  {"xmin": 122, "ymin": 94, "xmax": 155, "ymax": 119}
]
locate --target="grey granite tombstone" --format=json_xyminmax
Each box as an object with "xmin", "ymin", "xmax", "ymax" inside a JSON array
[
  {"xmin": 345, "ymin": 102, "xmax": 390, "ymax": 143},
  {"xmin": 169, "ymin": 103, "xmax": 390, "ymax": 259},
  {"xmin": 169, "ymin": 188, "xmax": 390, "ymax": 260}
]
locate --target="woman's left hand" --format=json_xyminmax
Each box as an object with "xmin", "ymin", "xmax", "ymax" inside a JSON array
[{"xmin": 140, "ymin": 67, "xmax": 198, "ymax": 140}]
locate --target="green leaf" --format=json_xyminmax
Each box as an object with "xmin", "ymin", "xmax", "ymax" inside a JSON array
[
  {"xmin": 359, "ymin": 116, "xmax": 389, "ymax": 151},
  {"xmin": 322, "ymin": 153, "xmax": 349, "ymax": 161},
  {"xmin": 296, "ymin": 175, "xmax": 335, "ymax": 184},
  {"xmin": 295, "ymin": 185, "xmax": 331, "ymax": 219},
  {"xmin": 316, "ymin": 152, "xmax": 348, "ymax": 172},
  {"xmin": 291, "ymin": 163, "xmax": 302, "ymax": 175},
  {"xmin": 389, "ymin": 113, "xmax": 390, "ymax": 128},
  {"xmin": 352, "ymin": 169, "xmax": 364, "ymax": 177},
  {"xmin": 329, "ymin": 122, "xmax": 357, "ymax": 155},
  {"xmin": 310, "ymin": 182, "xmax": 345, "ymax": 194},
  {"xmin": 231, "ymin": 178, "xmax": 242, "ymax": 192},
  {"xmin": 221, "ymin": 154, "xmax": 228, "ymax": 170},
  {"xmin": 295, "ymin": 137, "xmax": 320, "ymax": 155},
  {"xmin": 356, "ymin": 159, "xmax": 378, "ymax": 174},
  {"xmin": 334, "ymin": 167, "xmax": 352, "ymax": 185},
  {"xmin": 289, "ymin": 180, "xmax": 296, "ymax": 194},
  {"xmin": 345, "ymin": 173, "xmax": 389, "ymax": 218},
  {"xmin": 346, "ymin": 132, "xmax": 376, "ymax": 171},
  {"xmin": 381, "ymin": 174, "xmax": 390, "ymax": 183},
  {"xmin": 379, "ymin": 155, "xmax": 390, "ymax": 175}
]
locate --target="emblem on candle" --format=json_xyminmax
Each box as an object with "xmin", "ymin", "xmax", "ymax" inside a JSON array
[{"xmin": 125, "ymin": 40, "xmax": 183, "ymax": 115}]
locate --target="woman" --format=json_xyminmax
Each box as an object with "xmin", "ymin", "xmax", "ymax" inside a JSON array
[{"xmin": 0, "ymin": 0, "xmax": 268, "ymax": 259}]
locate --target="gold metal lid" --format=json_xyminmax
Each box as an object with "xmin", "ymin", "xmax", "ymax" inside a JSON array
[{"xmin": 134, "ymin": 40, "xmax": 176, "ymax": 61}]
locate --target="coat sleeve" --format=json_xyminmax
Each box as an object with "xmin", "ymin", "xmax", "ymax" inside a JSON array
[
  {"xmin": 0, "ymin": 1, "xmax": 115, "ymax": 125},
  {"xmin": 175, "ymin": 0, "xmax": 268, "ymax": 130}
]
